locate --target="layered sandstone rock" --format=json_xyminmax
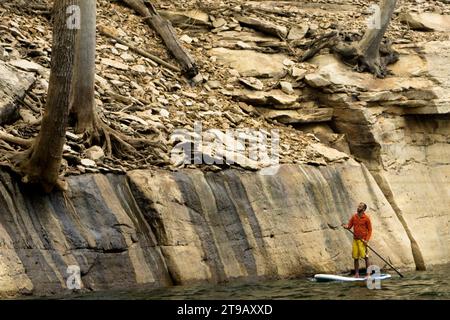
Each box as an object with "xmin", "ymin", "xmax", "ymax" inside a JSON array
[
  {"xmin": 128, "ymin": 163, "xmax": 414, "ymax": 284},
  {"xmin": 0, "ymin": 172, "xmax": 172, "ymax": 298},
  {"xmin": 209, "ymin": 48, "xmax": 289, "ymax": 78},
  {"xmin": 304, "ymin": 42, "xmax": 450, "ymax": 267},
  {"xmin": 400, "ymin": 13, "xmax": 450, "ymax": 32},
  {"xmin": 1, "ymin": 162, "xmax": 417, "ymax": 297}
]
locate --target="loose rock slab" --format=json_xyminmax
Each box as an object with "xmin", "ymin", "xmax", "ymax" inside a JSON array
[
  {"xmin": 0, "ymin": 61, "xmax": 36, "ymax": 125},
  {"xmin": 257, "ymin": 107, "xmax": 334, "ymax": 124},
  {"xmin": 210, "ymin": 48, "xmax": 289, "ymax": 78},
  {"xmin": 400, "ymin": 13, "xmax": 450, "ymax": 32}
]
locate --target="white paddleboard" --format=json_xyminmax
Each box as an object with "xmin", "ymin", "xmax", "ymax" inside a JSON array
[{"xmin": 314, "ymin": 273, "xmax": 392, "ymax": 282}]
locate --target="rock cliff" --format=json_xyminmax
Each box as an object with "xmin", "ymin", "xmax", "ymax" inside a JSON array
[
  {"xmin": 0, "ymin": 161, "xmax": 428, "ymax": 297},
  {"xmin": 306, "ymin": 41, "xmax": 450, "ymax": 268}
]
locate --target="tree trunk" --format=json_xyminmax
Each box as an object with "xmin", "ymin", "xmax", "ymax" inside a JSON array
[
  {"xmin": 19, "ymin": 0, "xmax": 77, "ymax": 192},
  {"xmin": 70, "ymin": 0, "xmax": 97, "ymax": 133},
  {"xmin": 357, "ymin": 0, "xmax": 398, "ymax": 75},
  {"xmin": 335, "ymin": 0, "xmax": 398, "ymax": 77},
  {"xmin": 121, "ymin": 0, "xmax": 198, "ymax": 78}
]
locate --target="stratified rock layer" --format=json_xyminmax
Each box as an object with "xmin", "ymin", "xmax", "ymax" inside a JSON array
[{"xmin": 0, "ymin": 161, "xmax": 424, "ymax": 297}]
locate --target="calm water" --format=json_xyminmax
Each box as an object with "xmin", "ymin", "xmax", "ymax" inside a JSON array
[{"xmin": 68, "ymin": 264, "xmax": 450, "ymax": 300}]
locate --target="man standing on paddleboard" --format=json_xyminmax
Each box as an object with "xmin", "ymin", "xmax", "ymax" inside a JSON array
[{"xmin": 342, "ymin": 203, "xmax": 372, "ymax": 278}]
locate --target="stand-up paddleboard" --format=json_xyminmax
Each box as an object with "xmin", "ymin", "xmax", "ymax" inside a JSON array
[{"xmin": 314, "ymin": 273, "xmax": 392, "ymax": 282}]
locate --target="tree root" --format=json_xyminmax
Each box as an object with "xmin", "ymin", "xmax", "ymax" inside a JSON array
[
  {"xmin": 0, "ymin": 112, "xmax": 170, "ymax": 190},
  {"xmin": 300, "ymin": 31, "xmax": 338, "ymax": 62},
  {"xmin": 333, "ymin": 40, "xmax": 399, "ymax": 78},
  {"xmin": 0, "ymin": 145, "xmax": 67, "ymax": 193},
  {"xmin": 83, "ymin": 113, "xmax": 169, "ymax": 166},
  {"xmin": 301, "ymin": 31, "xmax": 399, "ymax": 78},
  {"xmin": 0, "ymin": 131, "xmax": 33, "ymax": 147}
]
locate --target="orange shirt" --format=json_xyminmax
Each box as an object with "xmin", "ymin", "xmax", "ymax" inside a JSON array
[{"xmin": 348, "ymin": 213, "xmax": 372, "ymax": 241}]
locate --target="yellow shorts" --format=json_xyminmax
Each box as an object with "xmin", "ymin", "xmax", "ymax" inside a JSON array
[{"xmin": 352, "ymin": 239, "xmax": 368, "ymax": 259}]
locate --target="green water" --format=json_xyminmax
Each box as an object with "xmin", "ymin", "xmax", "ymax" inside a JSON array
[{"xmin": 66, "ymin": 264, "xmax": 450, "ymax": 300}]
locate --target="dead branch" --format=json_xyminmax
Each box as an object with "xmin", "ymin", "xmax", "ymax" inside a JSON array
[
  {"xmin": 300, "ymin": 31, "xmax": 338, "ymax": 62},
  {"xmin": 236, "ymin": 15, "xmax": 288, "ymax": 39},
  {"xmin": 119, "ymin": 0, "xmax": 198, "ymax": 78},
  {"xmin": 98, "ymin": 26, "xmax": 181, "ymax": 73}
]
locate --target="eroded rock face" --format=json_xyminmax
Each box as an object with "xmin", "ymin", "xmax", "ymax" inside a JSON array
[
  {"xmin": 305, "ymin": 43, "xmax": 450, "ymax": 267},
  {"xmin": 0, "ymin": 162, "xmax": 421, "ymax": 297},
  {"xmin": 1, "ymin": 0, "xmax": 449, "ymax": 298},
  {"xmin": 0, "ymin": 173, "xmax": 172, "ymax": 298},
  {"xmin": 127, "ymin": 163, "xmax": 414, "ymax": 285},
  {"xmin": 378, "ymin": 119, "xmax": 450, "ymax": 265}
]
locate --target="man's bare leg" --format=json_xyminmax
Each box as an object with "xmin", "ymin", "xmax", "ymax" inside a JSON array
[
  {"xmin": 365, "ymin": 257, "xmax": 370, "ymax": 271},
  {"xmin": 354, "ymin": 259, "xmax": 360, "ymax": 277}
]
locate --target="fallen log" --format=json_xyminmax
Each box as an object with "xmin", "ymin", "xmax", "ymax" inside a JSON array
[
  {"xmin": 120, "ymin": 0, "xmax": 198, "ymax": 78},
  {"xmin": 236, "ymin": 16, "xmax": 288, "ymax": 39},
  {"xmin": 98, "ymin": 26, "xmax": 181, "ymax": 73}
]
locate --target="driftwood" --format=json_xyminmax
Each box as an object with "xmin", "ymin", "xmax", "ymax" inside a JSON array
[
  {"xmin": 236, "ymin": 16, "xmax": 288, "ymax": 39},
  {"xmin": 300, "ymin": 31, "xmax": 338, "ymax": 62},
  {"xmin": 120, "ymin": 0, "xmax": 198, "ymax": 78},
  {"xmin": 98, "ymin": 26, "xmax": 181, "ymax": 73}
]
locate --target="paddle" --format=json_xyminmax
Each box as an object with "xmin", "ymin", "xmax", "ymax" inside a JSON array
[{"xmin": 342, "ymin": 227, "xmax": 405, "ymax": 278}]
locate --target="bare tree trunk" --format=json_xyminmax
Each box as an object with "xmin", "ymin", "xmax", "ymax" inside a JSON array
[
  {"xmin": 70, "ymin": 0, "xmax": 97, "ymax": 133},
  {"xmin": 335, "ymin": 0, "xmax": 398, "ymax": 77},
  {"xmin": 18, "ymin": 0, "xmax": 77, "ymax": 192},
  {"xmin": 121, "ymin": 0, "xmax": 198, "ymax": 78},
  {"xmin": 357, "ymin": 0, "xmax": 398, "ymax": 75}
]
